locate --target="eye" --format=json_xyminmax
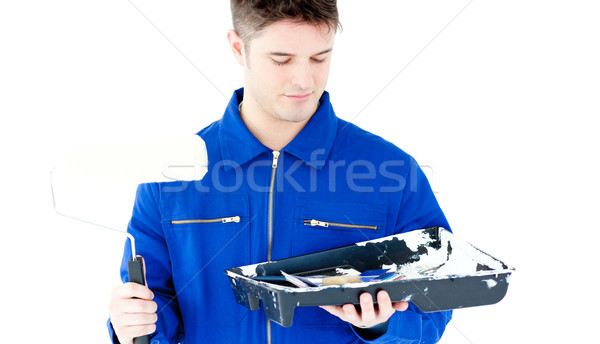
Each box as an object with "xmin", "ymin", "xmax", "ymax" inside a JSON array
[
  {"xmin": 311, "ymin": 57, "xmax": 326, "ymax": 63},
  {"xmin": 271, "ymin": 59, "xmax": 290, "ymax": 66}
]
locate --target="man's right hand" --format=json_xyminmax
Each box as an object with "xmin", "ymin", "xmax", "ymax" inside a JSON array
[{"xmin": 108, "ymin": 282, "xmax": 158, "ymax": 344}]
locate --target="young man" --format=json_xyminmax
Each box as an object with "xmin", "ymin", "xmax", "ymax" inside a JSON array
[{"xmin": 108, "ymin": 1, "xmax": 452, "ymax": 343}]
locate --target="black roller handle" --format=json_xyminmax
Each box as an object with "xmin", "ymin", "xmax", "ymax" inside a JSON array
[{"xmin": 128, "ymin": 257, "xmax": 150, "ymax": 344}]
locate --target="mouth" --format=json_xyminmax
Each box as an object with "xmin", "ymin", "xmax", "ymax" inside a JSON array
[{"xmin": 284, "ymin": 93, "xmax": 312, "ymax": 102}]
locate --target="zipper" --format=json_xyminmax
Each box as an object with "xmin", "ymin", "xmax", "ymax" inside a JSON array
[
  {"xmin": 171, "ymin": 216, "xmax": 240, "ymax": 225},
  {"xmin": 267, "ymin": 150, "xmax": 279, "ymax": 344},
  {"xmin": 268, "ymin": 150, "xmax": 280, "ymax": 262},
  {"xmin": 304, "ymin": 219, "xmax": 378, "ymax": 231}
]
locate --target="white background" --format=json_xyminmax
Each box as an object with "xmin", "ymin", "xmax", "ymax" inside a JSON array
[{"xmin": 1, "ymin": 1, "xmax": 599, "ymax": 343}]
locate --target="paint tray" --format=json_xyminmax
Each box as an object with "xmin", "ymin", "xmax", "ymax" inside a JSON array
[{"xmin": 225, "ymin": 227, "xmax": 514, "ymax": 327}]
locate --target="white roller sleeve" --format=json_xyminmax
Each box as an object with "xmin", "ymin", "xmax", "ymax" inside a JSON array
[{"xmin": 51, "ymin": 135, "xmax": 208, "ymax": 233}]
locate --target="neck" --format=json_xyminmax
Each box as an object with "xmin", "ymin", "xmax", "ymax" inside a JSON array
[{"xmin": 239, "ymin": 98, "xmax": 315, "ymax": 151}]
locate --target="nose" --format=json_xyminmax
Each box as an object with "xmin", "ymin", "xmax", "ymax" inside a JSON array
[{"xmin": 290, "ymin": 62, "xmax": 314, "ymax": 91}]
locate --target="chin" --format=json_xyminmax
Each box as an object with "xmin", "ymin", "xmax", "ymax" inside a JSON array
[
  {"xmin": 278, "ymin": 113, "xmax": 311, "ymax": 123},
  {"xmin": 282, "ymin": 105, "xmax": 317, "ymax": 123}
]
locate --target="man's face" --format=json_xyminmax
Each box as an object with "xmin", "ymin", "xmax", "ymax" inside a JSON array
[{"xmin": 241, "ymin": 20, "xmax": 335, "ymax": 124}]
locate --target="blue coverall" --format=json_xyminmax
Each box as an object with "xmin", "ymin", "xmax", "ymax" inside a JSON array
[{"xmin": 108, "ymin": 88, "xmax": 452, "ymax": 343}]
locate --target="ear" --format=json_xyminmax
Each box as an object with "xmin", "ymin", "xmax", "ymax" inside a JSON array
[{"xmin": 227, "ymin": 29, "xmax": 246, "ymax": 67}]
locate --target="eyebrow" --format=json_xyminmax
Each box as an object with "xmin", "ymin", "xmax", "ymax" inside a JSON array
[{"xmin": 268, "ymin": 48, "xmax": 333, "ymax": 57}]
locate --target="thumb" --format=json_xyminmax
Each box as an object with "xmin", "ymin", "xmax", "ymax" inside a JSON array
[{"xmin": 138, "ymin": 255, "xmax": 147, "ymax": 286}]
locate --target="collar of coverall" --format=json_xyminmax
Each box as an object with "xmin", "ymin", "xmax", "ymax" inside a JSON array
[{"xmin": 218, "ymin": 87, "xmax": 337, "ymax": 171}]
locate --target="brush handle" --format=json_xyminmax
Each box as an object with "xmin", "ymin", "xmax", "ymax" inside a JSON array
[
  {"xmin": 128, "ymin": 257, "xmax": 150, "ymax": 344},
  {"xmin": 322, "ymin": 275, "xmax": 362, "ymax": 285}
]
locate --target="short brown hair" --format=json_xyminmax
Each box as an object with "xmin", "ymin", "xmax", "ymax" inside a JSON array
[{"xmin": 231, "ymin": 0, "xmax": 341, "ymax": 49}]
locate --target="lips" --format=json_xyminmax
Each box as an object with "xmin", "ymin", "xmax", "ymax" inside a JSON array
[{"xmin": 285, "ymin": 93, "xmax": 312, "ymax": 102}]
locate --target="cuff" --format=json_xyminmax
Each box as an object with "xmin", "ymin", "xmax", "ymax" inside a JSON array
[
  {"xmin": 107, "ymin": 318, "xmax": 121, "ymax": 344},
  {"xmin": 351, "ymin": 309, "xmax": 423, "ymax": 343},
  {"xmin": 352, "ymin": 320, "xmax": 390, "ymax": 341}
]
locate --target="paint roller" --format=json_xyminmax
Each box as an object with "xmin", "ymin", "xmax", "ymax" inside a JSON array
[{"xmin": 50, "ymin": 135, "xmax": 208, "ymax": 344}]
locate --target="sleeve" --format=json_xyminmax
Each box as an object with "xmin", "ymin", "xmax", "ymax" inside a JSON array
[
  {"xmin": 353, "ymin": 158, "xmax": 452, "ymax": 343},
  {"xmin": 352, "ymin": 304, "xmax": 452, "ymax": 344},
  {"xmin": 107, "ymin": 183, "xmax": 185, "ymax": 343},
  {"xmin": 395, "ymin": 158, "xmax": 451, "ymax": 234}
]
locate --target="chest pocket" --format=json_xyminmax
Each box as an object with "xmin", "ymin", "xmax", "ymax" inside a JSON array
[
  {"xmin": 291, "ymin": 199, "xmax": 387, "ymax": 256},
  {"xmin": 162, "ymin": 194, "xmax": 250, "ymax": 327},
  {"xmin": 291, "ymin": 199, "xmax": 387, "ymax": 328}
]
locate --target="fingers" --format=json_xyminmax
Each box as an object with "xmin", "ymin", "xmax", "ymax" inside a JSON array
[
  {"xmin": 112, "ymin": 282, "xmax": 154, "ymax": 300},
  {"xmin": 374, "ymin": 291, "xmax": 409, "ymax": 314},
  {"xmin": 375, "ymin": 290, "xmax": 396, "ymax": 321},
  {"xmin": 319, "ymin": 305, "xmax": 345, "ymax": 319},
  {"xmin": 392, "ymin": 301, "xmax": 409, "ymax": 312},
  {"xmin": 358, "ymin": 293, "xmax": 376, "ymax": 325},
  {"xmin": 110, "ymin": 307, "xmax": 158, "ymax": 344},
  {"xmin": 110, "ymin": 312, "xmax": 158, "ymax": 327},
  {"xmin": 319, "ymin": 303, "xmax": 360, "ymax": 324},
  {"xmin": 109, "ymin": 283, "xmax": 157, "ymax": 314},
  {"xmin": 342, "ymin": 302, "xmax": 361, "ymax": 324},
  {"xmin": 320, "ymin": 291, "xmax": 409, "ymax": 328},
  {"xmin": 109, "ymin": 283, "xmax": 158, "ymax": 344},
  {"xmin": 110, "ymin": 297, "xmax": 158, "ymax": 314},
  {"xmin": 112, "ymin": 323, "xmax": 157, "ymax": 344}
]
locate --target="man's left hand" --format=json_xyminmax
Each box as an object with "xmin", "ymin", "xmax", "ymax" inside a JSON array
[{"xmin": 319, "ymin": 290, "xmax": 409, "ymax": 328}]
